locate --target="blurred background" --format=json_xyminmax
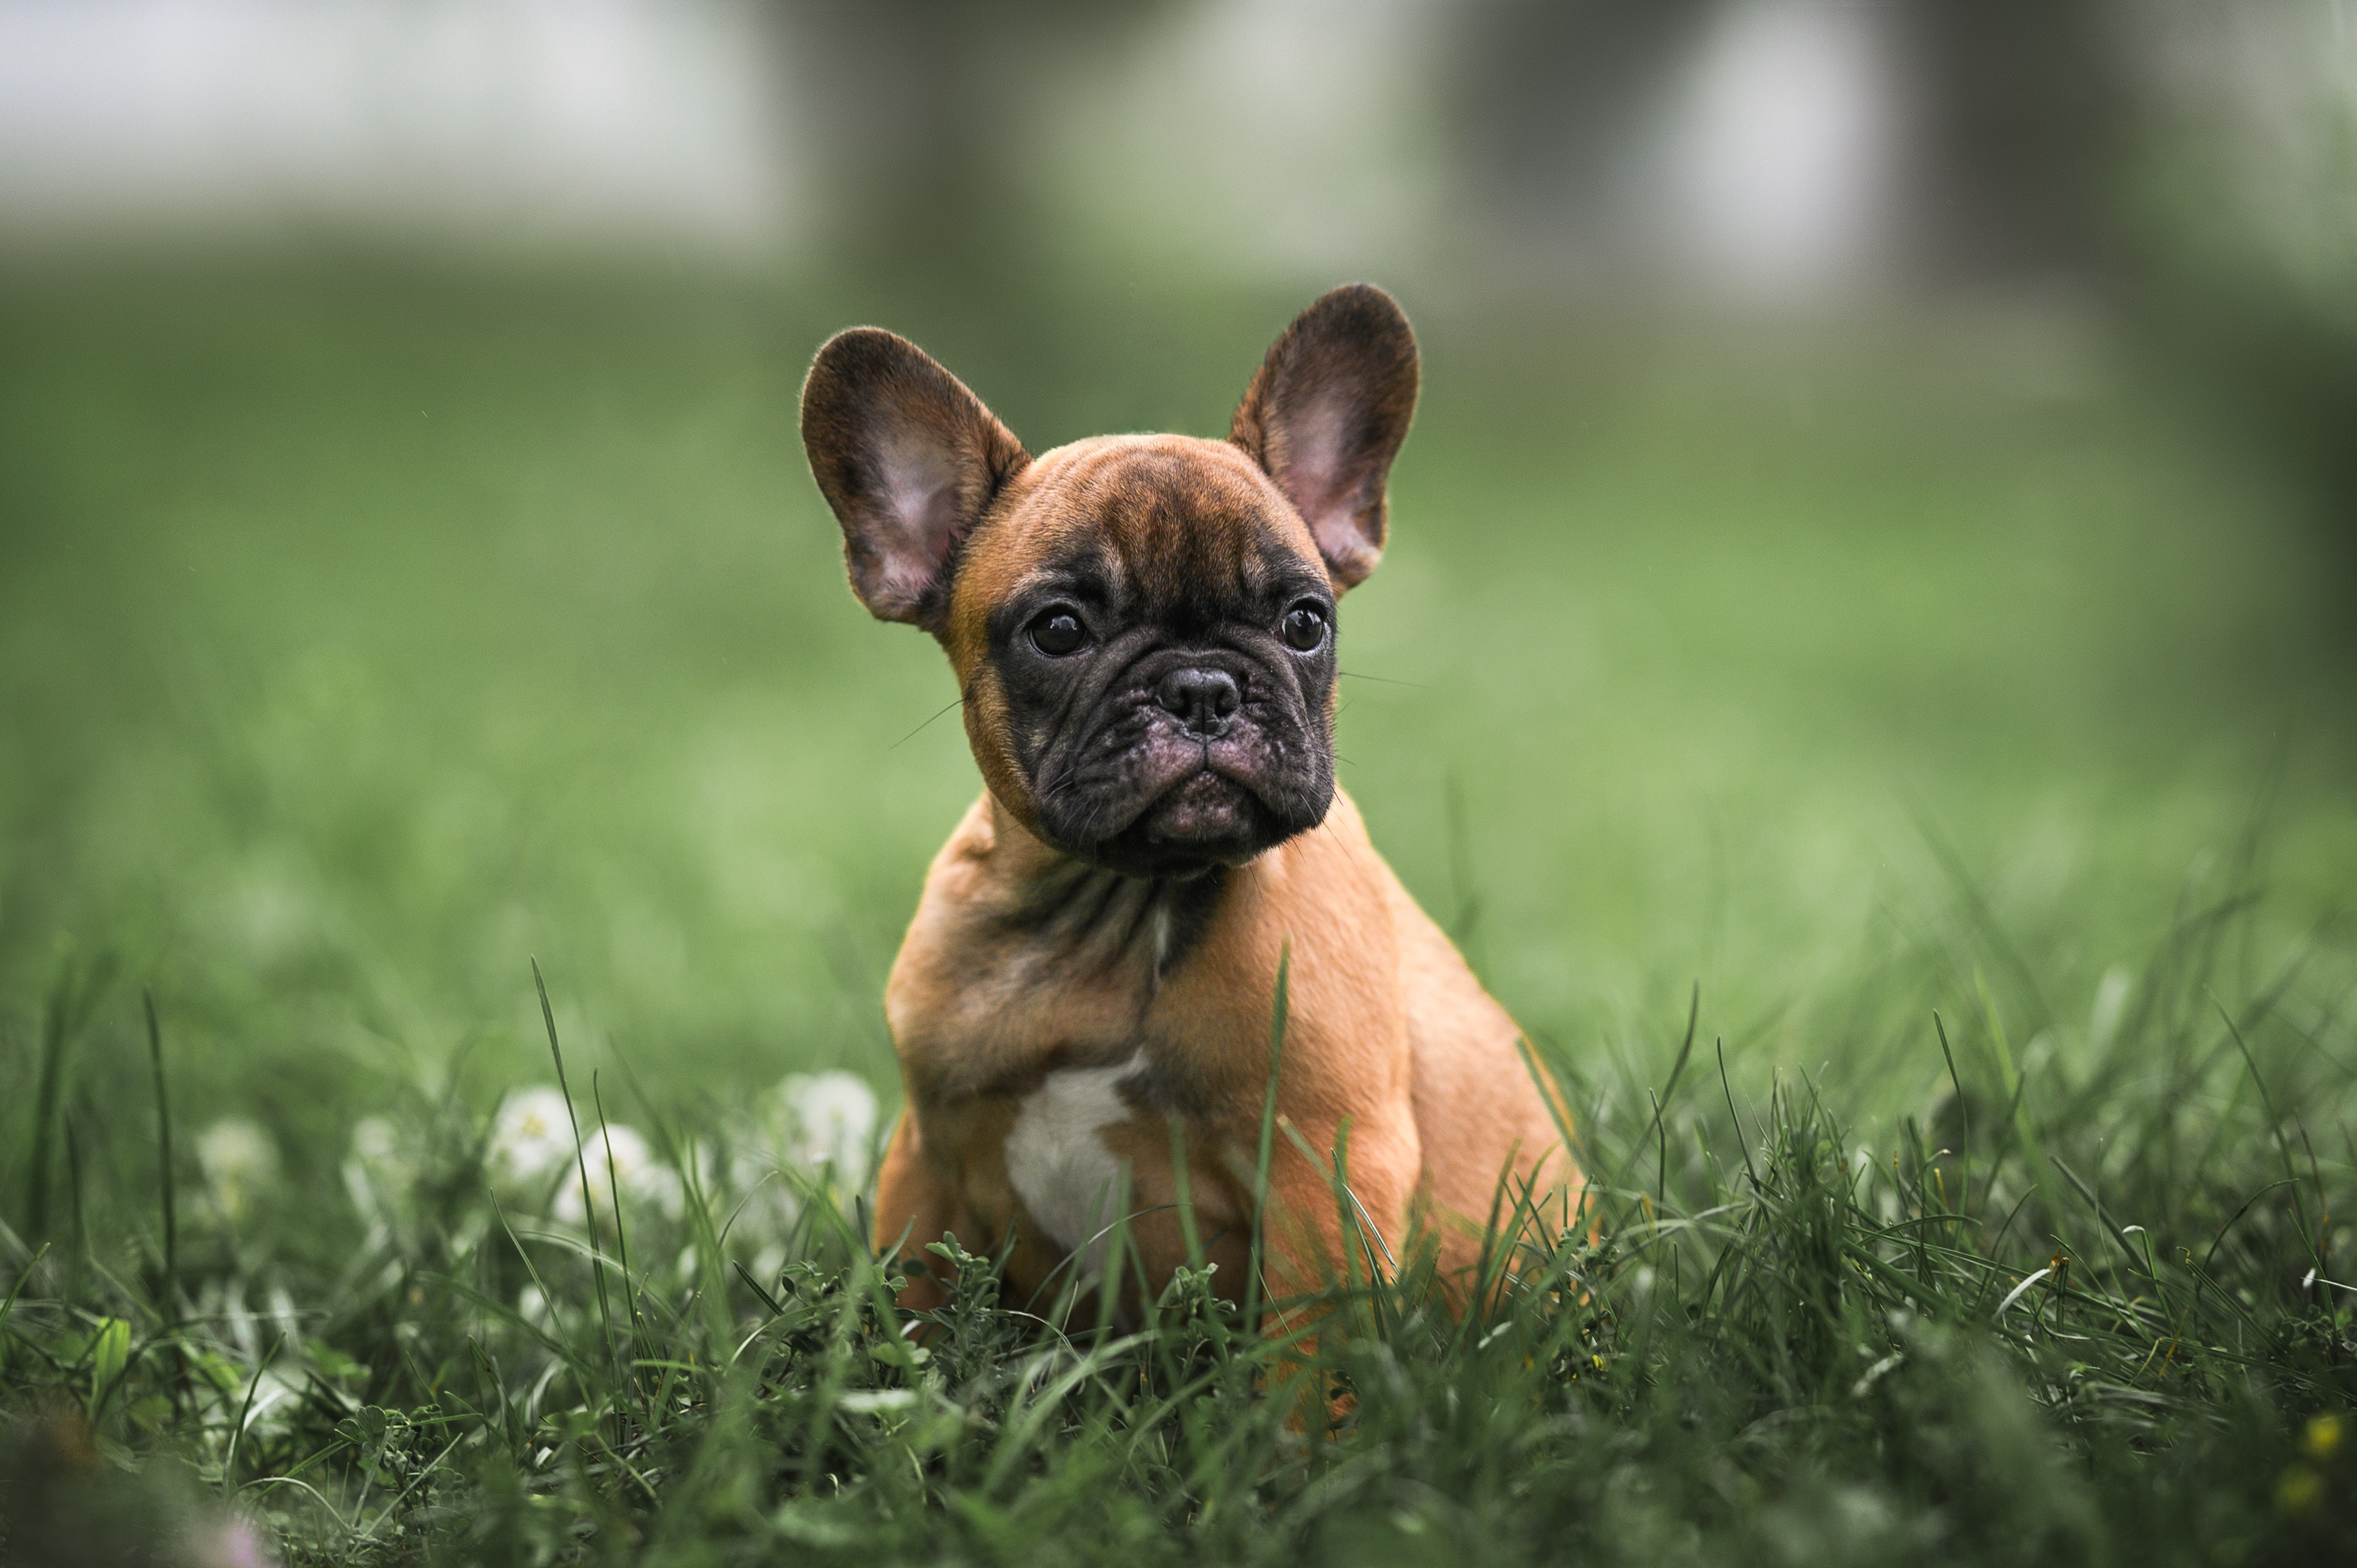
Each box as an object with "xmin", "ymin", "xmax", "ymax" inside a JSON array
[{"xmin": 2, "ymin": 0, "xmax": 2354, "ymax": 1139}]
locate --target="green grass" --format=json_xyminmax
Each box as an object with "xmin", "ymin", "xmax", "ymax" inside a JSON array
[{"xmin": 3, "ymin": 260, "xmax": 2356, "ymax": 1563}]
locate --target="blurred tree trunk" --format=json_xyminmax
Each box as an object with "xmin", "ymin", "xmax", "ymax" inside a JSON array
[
  {"xmin": 764, "ymin": 1, "xmax": 1177, "ymax": 301},
  {"xmin": 1901, "ymin": 0, "xmax": 2356, "ymax": 623},
  {"xmin": 1891, "ymin": 0, "xmax": 2134, "ymax": 282},
  {"xmin": 1445, "ymin": 0, "xmax": 2133, "ymax": 280},
  {"xmin": 757, "ymin": 0, "xmax": 1185, "ymax": 440},
  {"xmin": 1445, "ymin": 0, "xmax": 1724, "ymax": 254}
]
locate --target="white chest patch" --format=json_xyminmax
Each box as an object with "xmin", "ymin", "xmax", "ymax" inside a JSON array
[{"xmin": 1004, "ymin": 1053, "xmax": 1142, "ymax": 1273}]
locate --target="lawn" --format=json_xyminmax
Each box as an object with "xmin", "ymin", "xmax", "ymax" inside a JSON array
[{"xmin": 2, "ymin": 259, "xmax": 2354, "ymax": 1564}]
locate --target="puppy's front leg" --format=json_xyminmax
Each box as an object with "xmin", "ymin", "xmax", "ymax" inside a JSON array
[
  {"xmin": 871, "ymin": 1109, "xmax": 978, "ymax": 1314},
  {"xmin": 1246, "ymin": 1112, "xmax": 1419, "ymax": 1430},
  {"xmin": 1254, "ymin": 1111, "xmax": 1421, "ymax": 1308}
]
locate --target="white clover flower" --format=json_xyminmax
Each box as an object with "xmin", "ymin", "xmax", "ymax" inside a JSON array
[
  {"xmin": 487, "ymin": 1087, "xmax": 576, "ymax": 1190},
  {"xmin": 197, "ymin": 1118, "xmax": 279, "ymax": 1223},
  {"xmin": 551, "ymin": 1123, "xmax": 685, "ymax": 1226},
  {"xmin": 724, "ymin": 1147, "xmax": 803, "ymax": 1249},
  {"xmin": 774, "ymin": 1072, "xmax": 879, "ymax": 1185},
  {"xmin": 343, "ymin": 1115, "xmax": 414, "ymax": 1222},
  {"xmin": 188, "ymin": 1516, "xmax": 277, "ymax": 1568},
  {"xmin": 350, "ymin": 1116, "xmax": 401, "ymax": 1168}
]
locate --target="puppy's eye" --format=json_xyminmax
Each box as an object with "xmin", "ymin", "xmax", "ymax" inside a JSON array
[
  {"xmin": 1280, "ymin": 603, "xmax": 1328, "ymax": 652},
  {"xmin": 1028, "ymin": 608, "xmax": 1089, "ymax": 657}
]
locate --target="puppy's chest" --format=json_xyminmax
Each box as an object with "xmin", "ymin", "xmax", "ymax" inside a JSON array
[
  {"xmin": 999, "ymin": 1052, "xmax": 1147, "ymax": 1260},
  {"xmin": 898, "ymin": 870, "xmax": 1241, "ymax": 1257}
]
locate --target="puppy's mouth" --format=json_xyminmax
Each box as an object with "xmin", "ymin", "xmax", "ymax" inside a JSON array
[
  {"xmin": 1051, "ymin": 753, "xmax": 1307, "ymax": 878},
  {"xmin": 1140, "ymin": 766, "xmax": 1262, "ymax": 844}
]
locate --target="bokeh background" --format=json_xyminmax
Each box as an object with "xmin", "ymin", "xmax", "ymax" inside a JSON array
[{"xmin": 2, "ymin": 0, "xmax": 2354, "ymax": 1144}]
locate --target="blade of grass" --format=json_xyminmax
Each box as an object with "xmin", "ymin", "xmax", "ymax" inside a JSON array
[
  {"xmin": 1717, "ymin": 1037, "xmax": 1758, "ymax": 1191},
  {"xmin": 1241, "ymin": 942, "xmax": 1291, "ymax": 1335},
  {"xmin": 1978, "ymin": 972, "xmax": 2050, "ymax": 1226},
  {"xmin": 64, "ymin": 1114, "xmax": 89, "ymax": 1294},
  {"xmin": 1513, "ymin": 1034, "xmax": 1587, "ymax": 1232},
  {"xmin": 223, "ymin": 1332, "xmax": 285, "ymax": 1498},
  {"xmin": 144, "ymin": 991, "xmax": 177, "ymax": 1328},
  {"xmin": 0, "ymin": 1243, "xmax": 50, "ymax": 1339},
  {"xmin": 2213, "ymin": 993, "xmax": 2322, "ymax": 1268},
  {"xmin": 1091, "ymin": 1164, "xmax": 1136, "ymax": 1342},
  {"xmin": 1598, "ymin": 983, "xmax": 1699, "ymax": 1211},
  {"xmin": 532, "ymin": 958, "xmax": 623, "ymax": 1399},
  {"xmin": 591, "ymin": 1069, "xmax": 654, "ymax": 1423},
  {"xmin": 1443, "ymin": 770, "xmax": 1483, "ymax": 953},
  {"xmin": 732, "ymin": 1260, "xmax": 786, "ymax": 1319},
  {"xmin": 2044, "ymin": 1154, "xmax": 2159, "ymax": 1315},
  {"xmin": 1933, "ymin": 1010, "xmax": 1971, "ymax": 1214},
  {"xmin": 25, "ymin": 959, "xmax": 80, "ymax": 1243},
  {"xmin": 1168, "ymin": 1114, "xmax": 1205, "ymax": 1270}
]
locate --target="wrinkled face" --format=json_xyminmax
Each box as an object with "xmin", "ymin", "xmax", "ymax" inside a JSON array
[
  {"xmin": 802, "ymin": 285, "xmax": 1419, "ymax": 872},
  {"xmin": 947, "ymin": 438, "xmax": 1338, "ymax": 878}
]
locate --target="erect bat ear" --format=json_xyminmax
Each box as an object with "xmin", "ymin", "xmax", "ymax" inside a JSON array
[
  {"xmin": 1229, "ymin": 283, "xmax": 1419, "ymax": 592},
  {"xmin": 800, "ymin": 328, "xmax": 1030, "ymax": 629}
]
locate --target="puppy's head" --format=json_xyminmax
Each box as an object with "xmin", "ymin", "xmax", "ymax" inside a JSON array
[{"xmin": 801, "ymin": 285, "xmax": 1418, "ymax": 878}]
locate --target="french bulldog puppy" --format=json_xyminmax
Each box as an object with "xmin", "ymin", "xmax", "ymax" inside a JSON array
[{"xmin": 799, "ymin": 285, "xmax": 1578, "ymax": 1318}]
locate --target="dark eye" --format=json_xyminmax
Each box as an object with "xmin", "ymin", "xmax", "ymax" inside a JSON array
[
  {"xmin": 1281, "ymin": 603, "xmax": 1328, "ymax": 652},
  {"xmin": 1028, "ymin": 608, "xmax": 1089, "ymax": 656}
]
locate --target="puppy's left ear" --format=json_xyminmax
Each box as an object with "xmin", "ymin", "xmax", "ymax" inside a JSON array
[
  {"xmin": 801, "ymin": 327, "xmax": 1030, "ymax": 629},
  {"xmin": 1230, "ymin": 283, "xmax": 1419, "ymax": 591}
]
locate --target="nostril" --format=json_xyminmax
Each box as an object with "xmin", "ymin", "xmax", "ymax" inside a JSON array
[{"xmin": 1156, "ymin": 667, "xmax": 1241, "ymax": 732}]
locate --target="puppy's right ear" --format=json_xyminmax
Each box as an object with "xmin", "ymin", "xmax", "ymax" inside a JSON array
[{"xmin": 800, "ymin": 328, "xmax": 1029, "ymax": 629}]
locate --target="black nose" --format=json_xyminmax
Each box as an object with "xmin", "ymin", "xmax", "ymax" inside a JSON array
[{"xmin": 1155, "ymin": 667, "xmax": 1241, "ymax": 737}]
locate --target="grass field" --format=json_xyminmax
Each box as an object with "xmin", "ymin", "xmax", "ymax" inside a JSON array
[{"xmin": 3, "ymin": 260, "xmax": 2355, "ymax": 1563}]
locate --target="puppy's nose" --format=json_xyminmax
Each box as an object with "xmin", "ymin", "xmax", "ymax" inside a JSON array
[{"xmin": 1155, "ymin": 667, "xmax": 1241, "ymax": 738}]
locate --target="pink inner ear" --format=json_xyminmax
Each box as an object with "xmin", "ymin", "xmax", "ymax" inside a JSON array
[
  {"xmin": 1285, "ymin": 398, "xmax": 1351, "ymax": 516},
  {"xmin": 1282, "ymin": 396, "xmax": 1378, "ymax": 572},
  {"xmin": 875, "ymin": 429, "xmax": 962, "ymax": 601}
]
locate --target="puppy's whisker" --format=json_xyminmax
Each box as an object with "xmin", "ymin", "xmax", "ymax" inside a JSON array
[{"xmin": 889, "ymin": 695, "xmax": 964, "ymax": 750}]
